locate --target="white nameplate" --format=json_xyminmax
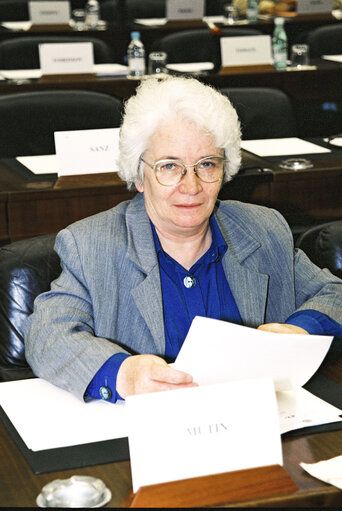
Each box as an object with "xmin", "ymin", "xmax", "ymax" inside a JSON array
[
  {"xmin": 166, "ymin": 0, "xmax": 205, "ymax": 20},
  {"xmin": 220, "ymin": 35, "xmax": 272, "ymax": 67},
  {"xmin": 54, "ymin": 128, "xmax": 120, "ymax": 175},
  {"xmin": 28, "ymin": 1, "xmax": 70, "ymax": 24},
  {"xmin": 126, "ymin": 378, "xmax": 282, "ymax": 493},
  {"xmin": 297, "ymin": 0, "xmax": 333, "ymax": 13},
  {"xmin": 39, "ymin": 42, "xmax": 94, "ymax": 75}
]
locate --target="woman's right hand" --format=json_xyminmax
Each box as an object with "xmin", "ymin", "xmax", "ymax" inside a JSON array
[{"xmin": 116, "ymin": 354, "xmax": 196, "ymax": 398}]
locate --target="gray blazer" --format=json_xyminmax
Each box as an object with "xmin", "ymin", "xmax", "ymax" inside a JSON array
[{"xmin": 23, "ymin": 194, "xmax": 342, "ymax": 400}]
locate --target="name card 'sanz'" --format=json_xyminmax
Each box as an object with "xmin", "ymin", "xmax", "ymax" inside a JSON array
[
  {"xmin": 39, "ymin": 42, "xmax": 94, "ymax": 75},
  {"xmin": 54, "ymin": 128, "xmax": 120, "ymax": 175},
  {"xmin": 126, "ymin": 378, "xmax": 282, "ymax": 493},
  {"xmin": 28, "ymin": 1, "xmax": 71, "ymax": 24},
  {"xmin": 220, "ymin": 35, "xmax": 272, "ymax": 67},
  {"xmin": 166, "ymin": 0, "xmax": 205, "ymax": 20},
  {"xmin": 297, "ymin": 0, "xmax": 333, "ymax": 13}
]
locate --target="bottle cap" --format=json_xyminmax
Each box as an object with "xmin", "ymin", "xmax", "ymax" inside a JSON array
[
  {"xmin": 131, "ymin": 31, "xmax": 140, "ymax": 39},
  {"xmin": 274, "ymin": 17, "xmax": 284, "ymax": 24}
]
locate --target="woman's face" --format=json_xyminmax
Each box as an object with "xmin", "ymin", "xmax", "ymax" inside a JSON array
[{"xmin": 135, "ymin": 120, "xmax": 223, "ymax": 238}]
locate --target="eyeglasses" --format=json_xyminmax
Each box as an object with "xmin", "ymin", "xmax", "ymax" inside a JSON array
[{"xmin": 140, "ymin": 155, "xmax": 226, "ymax": 187}]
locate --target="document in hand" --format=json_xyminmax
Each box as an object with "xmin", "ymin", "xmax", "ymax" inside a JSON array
[{"xmin": 173, "ymin": 316, "xmax": 333, "ymax": 391}]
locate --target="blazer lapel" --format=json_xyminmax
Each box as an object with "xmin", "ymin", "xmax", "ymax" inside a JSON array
[
  {"xmin": 125, "ymin": 194, "xmax": 165, "ymax": 354},
  {"xmin": 216, "ymin": 207, "xmax": 269, "ymax": 327}
]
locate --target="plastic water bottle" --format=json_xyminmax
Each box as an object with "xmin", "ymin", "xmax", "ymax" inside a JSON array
[
  {"xmin": 272, "ymin": 17, "xmax": 288, "ymax": 71},
  {"xmin": 85, "ymin": 0, "xmax": 100, "ymax": 29},
  {"xmin": 127, "ymin": 32, "xmax": 146, "ymax": 78},
  {"xmin": 247, "ymin": 0, "xmax": 259, "ymax": 21}
]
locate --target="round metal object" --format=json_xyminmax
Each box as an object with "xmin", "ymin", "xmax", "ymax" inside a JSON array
[{"xmin": 279, "ymin": 158, "xmax": 314, "ymax": 170}]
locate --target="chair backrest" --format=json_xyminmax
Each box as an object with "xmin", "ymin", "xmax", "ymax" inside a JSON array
[
  {"xmin": 0, "ymin": 36, "xmax": 114, "ymax": 69},
  {"xmin": 0, "ymin": 0, "xmax": 28, "ymax": 21},
  {"xmin": 306, "ymin": 24, "xmax": 342, "ymax": 58},
  {"xmin": 220, "ymin": 87, "xmax": 297, "ymax": 139},
  {"xmin": 0, "ymin": 90, "xmax": 123, "ymax": 157},
  {"xmin": 0, "ymin": 234, "xmax": 60, "ymax": 381},
  {"xmin": 295, "ymin": 220, "xmax": 342, "ymax": 279},
  {"xmin": 151, "ymin": 27, "xmax": 263, "ymax": 65}
]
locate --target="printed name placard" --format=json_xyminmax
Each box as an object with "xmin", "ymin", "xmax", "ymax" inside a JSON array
[
  {"xmin": 166, "ymin": 0, "xmax": 205, "ymax": 20},
  {"xmin": 39, "ymin": 42, "xmax": 94, "ymax": 75},
  {"xmin": 220, "ymin": 35, "xmax": 273, "ymax": 67},
  {"xmin": 126, "ymin": 378, "xmax": 282, "ymax": 492},
  {"xmin": 54, "ymin": 128, "xmax": 120, "ymax": 175},
  {"xmin": 297, "ymin": 0, "xmax": 333, "ymax": 13},
  {"xmin": 28, "ymin": 0, "xmax": 70, "ymax": 24}
]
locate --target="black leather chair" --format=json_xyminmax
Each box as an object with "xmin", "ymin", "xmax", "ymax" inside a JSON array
[
  {"xmin": 295, "ymin": 221, "xmax": 342, "ymax": 279},
  {"xmin": 0, "ymin": 0, "xmax": 28, "ymax": 21},
  {"xmin": 306, "ymin": 24, "xmax": 342, "ymax": 59},
  {"xmin": 0, "ymin": 36, "xmax": 114, "ymax": 69},
  {"xmin": 0, "ymin": 90, "xmax": 123, "ymax": 157},
  {"xmin": 0, "ymin": 234, "xmax": 60, "ymax": 381},
  {"xmin": 220, "ymin": 87, "xmax": 297, "ymax": 139},
  {"xmin": 151, "ymin": 27, "xmax": 263, "ymax": 67}
]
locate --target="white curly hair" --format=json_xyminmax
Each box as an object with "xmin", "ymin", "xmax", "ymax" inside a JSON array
[{"xmin": 117, "ymin": 76, "xmax": 241, "ymax": 190}]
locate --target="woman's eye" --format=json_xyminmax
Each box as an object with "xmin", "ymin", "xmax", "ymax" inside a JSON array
[
  {"xmin": 159, "ymin": 162, "xmax": 178, "ymax": 172},
  {"xmin": 199, "ymin": 160, "xmax": 215, "ymax": 169}
]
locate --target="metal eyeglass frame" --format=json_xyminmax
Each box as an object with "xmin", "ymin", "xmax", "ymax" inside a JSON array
[{"xmin": 140, "ymin": 155, "xmax": 226, "ymax": 186}]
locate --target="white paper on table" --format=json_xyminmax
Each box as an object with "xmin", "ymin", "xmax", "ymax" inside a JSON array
[
  {"xmin": 300, "ymin": 455, "xmax": 342, "ymax": 489},
  {"xmin": 0, "ymin": 378, "xmax": 128, "ymax": 451},
  {"xmin": 322, "ymin": 54, "xmax": 342, "ymax": 63},
  {"xmin": 166, "ymin": 62, "xmax": 214, "ymax": 73},
  {"xmin": 323, "ymin": 136, "xmax": 342, "ymax": 148},
  {"xmin": 16, "ymin": 154, "xmax": 58, "ymax": 174},
  {"xmin": 126, "ymin": 378, "xmax": 282, "ymax": 493},
  {"xmin": 54, "ymin": 127, "xmax": 120, "ymax": 175},
  {"xmin": 0, "ymin": 64, "xmax": 128, "ymax": 81},
  {"xmin": 241, "ymin": 137, "xmax": 331, "ymax": 157},
  {"xmin": 220, "ymin": 35, "xmax": 273, "ymax": 67},
  {"xmin": 173, "ymin": 317, "xmax": 333, "ymax": 392},
  {"xmin": 1, "ymin": 21, "xmax": 33, "ymax": 31},
  {"xmin": 94, "ymin": 63, "xmax": 128, "ymax": 76},
  {"xmin": 277, "ymin": 387, "xmax": 342, "ymax": 434},
  {"xmin": 134, "ymin": 17, "xmax": 167, "ymax": 26}
]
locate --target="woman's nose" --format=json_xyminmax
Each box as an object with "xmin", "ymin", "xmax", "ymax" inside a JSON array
[{"xmin": 178, "ymin": 167, "xmax": 202, "ymax": 194}]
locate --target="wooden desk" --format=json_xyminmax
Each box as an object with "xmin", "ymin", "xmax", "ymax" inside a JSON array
[
  {"xmin": 0, "ymin": 349, "xmax": 341, "ymax": 507},
  {"xmin": 0, "ymin": 162, "xmax": 135, "ymax": 244},
  {"xmin": 1, "ymin": 149, "xmax": 342, "ymax": 245}
]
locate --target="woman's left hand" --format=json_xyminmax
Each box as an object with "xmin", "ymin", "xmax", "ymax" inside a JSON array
[{"xmin": 257, "ymin": 323, "xmax": 309, "ymax": 334}]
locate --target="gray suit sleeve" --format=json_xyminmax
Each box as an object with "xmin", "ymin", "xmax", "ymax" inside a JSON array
[{"xmin": 23, "ymin": 228, "xmax": 129, "ymax": 401}]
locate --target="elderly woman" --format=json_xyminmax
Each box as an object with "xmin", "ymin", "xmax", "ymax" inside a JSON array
[{"xmin": 24, "ymin": 77, "xmax": 342, "ymax": 403}]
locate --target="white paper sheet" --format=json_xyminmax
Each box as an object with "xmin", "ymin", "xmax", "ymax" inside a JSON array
[
  {"xmin": 322, "ymin": 55, "xmax": 342, "ymax": 63},
  {"xmin": 300, "ymin": 455, "xmax": 342, "ymax": 489},
  {"xmin": 241, "ymin": 137, "xmax": 331, "ymax": 157},
  {"xmin": 0, "ymin": 378, "xmax": 128, "ymax": 451},
  {"xmin": 134, "ymin": 17, "xmax": 167, "ymax": 26},
  {"xmin": 277, "ymin": 388, "xmax": 342, "ymax": 434},
  {"xmin": 126, "ymin": 378, "xmax": 282, "ymax": 492},
  {"xmin": 166, "ymin": 62, "xmax": 214, "ymax": 73},
  {"xmin": 16, "ymin": 154, "xmax": 58, "ymax": 174},
  {"xmin": 324, "ymin": 136, "xmax": 342, "ymax": 148},
  {"xmin": 1, "ymin": 21, "xmax": 33, "ymax": 31},
  {"xmin": 0, "ymin": 64, "xmax": 128, "ymax": 81},
  {"xmin": 173, "ymin": 317, "xmax": 333, "ymax": 391}
]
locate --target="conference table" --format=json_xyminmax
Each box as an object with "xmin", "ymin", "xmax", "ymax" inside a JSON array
[
  {"xmin": 1, "ymin": 142, "xmax": 342, "ymax": 245},
  {"xmin": 0, "ymin": 342, "xmax": 341, "ymax": 507}
]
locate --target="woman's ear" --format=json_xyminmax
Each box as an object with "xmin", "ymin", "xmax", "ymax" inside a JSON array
[{"xmin": 135, "ymin": 182, "xmax": 144, "ymax": 192}]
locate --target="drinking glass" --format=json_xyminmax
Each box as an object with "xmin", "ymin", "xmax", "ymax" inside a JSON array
[
  {"xmin": 290, "ymin": 44, "xmax": 309, "ymax": 68},
  {"xmin": 148, "ymin": 52, "xmax": 168, "ymax": 75}
]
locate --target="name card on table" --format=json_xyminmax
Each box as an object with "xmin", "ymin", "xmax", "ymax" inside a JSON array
[
  {"xmin": 54, "ymin": 128, "xmax": 120, "ymax": 175},
  {"xmin": 220, "ymin": 35, "xmax": 273, "ymax": 67},
  {"xmin": 39, "ymin": 42, "xmax": 93, "ymax": 75},
  {"xmin": 28, "ymin": 1, "xmax": 71, "ymax": 24},
  {"xmin": 126, "ymin": 378, "xmax": 282, "ymax": 493},
  {"xmin": 297, "ymin": 0, "xmax": 333, "ymax": 13},
  {"xmin": 166, "ymin": 0, "xmax": 205, "ymax": 20}
]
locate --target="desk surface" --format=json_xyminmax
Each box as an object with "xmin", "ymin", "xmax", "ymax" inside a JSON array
[
  {"xmin": 0, "ymin": 349, "xmax": 341, "ymax": 507},
  {"xmin": 1, "ymin": 148, "xmax": 342, "ymax": 245}
]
